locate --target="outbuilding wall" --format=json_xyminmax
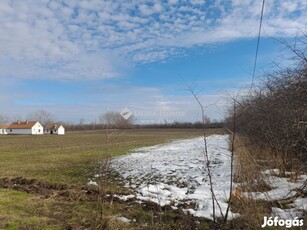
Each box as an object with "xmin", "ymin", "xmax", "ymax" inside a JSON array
[
  {"xmin": 57, "ymin": 126, "xmax": 65, "ymax": 135},
  {"xmin": 0, "ymin": 129, "xmax": 7, "ymax": 134},
  {"xmin": 31, "ymin": 123, "xmax": 43, "ymax": 135},
  {"xmin": 8, "ymin": 128, "xmax": 32, "ymax": 135}
]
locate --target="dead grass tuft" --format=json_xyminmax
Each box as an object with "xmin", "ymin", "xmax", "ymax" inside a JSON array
[
  {"xmin": 230, "ymin": 135, "xmax": 306, "ymax": 229},
  {"xmin": 233, "ymin": 137, "xmax": 270, "ymax": 193},
  {"xmin": 230, "ymin": 136, "xmax": 272, "ymax": 228}
]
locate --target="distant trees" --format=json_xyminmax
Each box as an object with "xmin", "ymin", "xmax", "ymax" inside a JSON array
[
  {"xmin": 0, "ymin": 113, "xmax": 24, "ymax": 123},
  {"xmin": 27, "ymin": 110, "xmax": 55, "ymax": 127},
  {"xmin": 0, "ymin": 114, "xmax": 9, "ymax": 123},
  {"xmin": 134, "ymin": 120, "xmax": 224, "ymax": 129}
]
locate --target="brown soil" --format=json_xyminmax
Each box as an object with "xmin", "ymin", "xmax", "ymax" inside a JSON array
[
  {"xmin": 0, "ymin": 177, "xmax": 100, "ymax": 202},
  {"xmin": 0, "ymin": 177, "xmax": 224, "ymax": 229}
]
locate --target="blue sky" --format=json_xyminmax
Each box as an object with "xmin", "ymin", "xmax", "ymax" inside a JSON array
[{"xmin": 0, "ymin": 0, "xmax": 306, "ymax": 123}]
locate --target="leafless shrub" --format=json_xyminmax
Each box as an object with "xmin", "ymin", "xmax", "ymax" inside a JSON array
[
  {"xmin": 188, "ymin": 85, "xmax": 225, "ymax": 224},
  {"xmin": 92, "ymin": 156, "xmax": 112, "ymax": 229},
  {"xmin": 225, "ymin": 38, "xmax": 307, "ymax": 171},
  {"xmin": 224, "ymin": 35, "xmax": 306, "ymax": 228}
]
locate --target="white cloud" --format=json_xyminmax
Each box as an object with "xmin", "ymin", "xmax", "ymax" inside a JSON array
[
  {"xmin": 0, "ymin": 0, "xmax": 305, "ymax": 80},
  {"xmin": 139, "ymin": 3, "xmax": 163, "ymax": 16},
  {"xmin": 190, "ymin": 0, "xmax": 205, "ymax": 5},
  {"xmin": 0, "ymin": 51, "xmax": 128, "ymax": 80},
  {"xmin": 168, "ymin": 0, "xmax": 178, "ymax": 5}
]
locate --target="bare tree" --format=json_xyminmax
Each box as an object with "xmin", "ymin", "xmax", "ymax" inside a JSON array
[
  {"xmin": 27, "ymin": 109, "xmax": 55, "ymax": 128},
  {"xmin": 11, "ymin": 114, "xmax": 23, "ymax": 123},
  {"xmin": 188, "ymin": 85, "xmax": 224, "ymax": 223},
  {"xmin": 99, "ymin": 111, "xmax": 134, "ymax": 129},
  {"xmin": 0, "ymin": 113, "xmax": 9, "ymax": 123},
  {"xmin": 224, "ymin": 99, "xmax": 237, "ymax": 222}
]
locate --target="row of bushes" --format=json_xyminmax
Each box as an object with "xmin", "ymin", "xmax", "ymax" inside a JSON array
[{"xmin": 226, "ymin": 47, "xmax": 306, "ymax": 160}]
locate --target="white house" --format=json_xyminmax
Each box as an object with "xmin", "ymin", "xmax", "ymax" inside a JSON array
[
  {"xmin": 46, "ymin": 124, "xmax": 65, "ymax": 135},
  {"xmin": 7, "ymin": 121, "xmax": 44, "ymax": 135},
  {"xmin": 0, "ymin": 123, "xmax": 9, "ymax": 134}
]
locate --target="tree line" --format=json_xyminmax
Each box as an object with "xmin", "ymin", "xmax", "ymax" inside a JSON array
[
  {"xmin": 0, "ymin": 110, "xmax": 224, "ymax": 131},
  {"xmin": 225, "ymin": 36, "xmax": 306, "ymax": 164}
]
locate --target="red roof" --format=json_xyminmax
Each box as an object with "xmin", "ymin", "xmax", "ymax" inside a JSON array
[
  {"xmin": 0, "ymin": 123, "xmax": 10, "ymax": 129},
  {"xmin": 7, "ymin": 121, "xmax": 39, "ymax": 129}
]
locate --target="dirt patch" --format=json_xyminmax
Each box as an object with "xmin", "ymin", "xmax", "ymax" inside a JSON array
[
  {"xmin": 0, "ymin": 177, "xmax": 99, "ymax": 201},
  {"xmin": 0, "ymin": 177, "xmax": 220, "ymax": 229},
  {"xmin": 0, "ymin": 177, "xmax": 151, "ymax": 205}
]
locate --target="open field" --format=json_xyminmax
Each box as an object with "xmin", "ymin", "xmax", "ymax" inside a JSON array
[{"xmin": 0, "ymin": 128, "xmax": 222, "ymax": 229}]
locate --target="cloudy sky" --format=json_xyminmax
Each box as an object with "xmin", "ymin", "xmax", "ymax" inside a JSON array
[{"xmin": 0, "ymin": 0, "xmax": 306, "ymax": 123}]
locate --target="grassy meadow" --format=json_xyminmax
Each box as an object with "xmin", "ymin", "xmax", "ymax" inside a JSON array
[{"xmin": 0, "ymin": 128, "xmax": 220, "ymax": 229}]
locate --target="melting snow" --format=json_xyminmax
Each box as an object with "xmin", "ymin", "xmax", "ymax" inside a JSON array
[
  {"xmin": 116, "ymin": 216, "xmax": 131, "ymax": 223},
  {"xmin": 114, "ymin": 194, "xmax": 135, "ymax": 201},
  {"xmin": 87, "ymin": 179, "xmax": 98, "ymax": 186},
  {"xmin": 110, "ymin": 135, "xmax": 306, "ymax": 221},
  {"xmin": 244, "ymin": 169, "xmax": 307, "ymax": 220},
  {"xmin": 271, "ymin": 207, "xmax": 304, "ymax": 220},
  {"xmin": 112, "ymin": 134, "xmax": 238, "ymax": 220}
]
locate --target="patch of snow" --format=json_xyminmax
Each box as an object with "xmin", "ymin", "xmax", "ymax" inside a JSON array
[
  {"xmin": 114, "ymin": 194, "xmax": 135, "ymax": 201},
  {"xmin": 87, "ymin": 179, "xmax": 98, "ymax": 186},
  {"xmin": 112, "ymin": 134, "xmax": 238, "ymax": 220},
  {"xmin": 136, "ymin": 183, "xmax": 187, "ymax": 206},
  {"xmin": 243, "ymin": 171, "xmax": 306, "ymax": 201},
  {"xmin": 116, "ymin": 216, "xmax": 131, "ymax": 223},
  {"xmin": 294, "ymin": 198, "xmax": 307, "ymax": 210},
  {"xmin": 271, "ymin": 207, "xmax": 304, "ymax": 220},
  {"xmin": 243, "ymin": 170, "xmax": 307, "ymax": 221}
]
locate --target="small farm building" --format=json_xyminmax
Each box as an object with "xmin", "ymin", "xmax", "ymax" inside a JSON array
[
  {"xmin": 46, "ymin": 124, "xmax": 65, "ymax": 135},
  {"xmin": 0, "ymin": 124, "xmax": 9, "ymax": 134},
  {"xmin": 6, "ymin": 121, "xmax": 44, "ymax": 135}
]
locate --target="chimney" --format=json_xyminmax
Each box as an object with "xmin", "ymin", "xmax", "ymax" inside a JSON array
[
  {"xmin": 17, "ymin": 120, "xmax": 20, "ymax": 124},
  {"xmin": 26, "ymin": 120, "xmax": 28, "ymax": 124}
]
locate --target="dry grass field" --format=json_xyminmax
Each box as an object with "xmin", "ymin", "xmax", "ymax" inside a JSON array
[{"xmin": 0, "ymin": 128, "xmax": 221, "ymax": 229}]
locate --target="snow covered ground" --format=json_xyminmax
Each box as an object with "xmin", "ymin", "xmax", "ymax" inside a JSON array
[
  {"xmin": 111, "ymin": 134, "xmax": 238, "ymax": 220},
  {"xmin": 245, "ymin": 169, "xmax": 307, "ymax": 220},
  {"xmin": 109, "ymin": 134, "xmax": 306, "ymax": 222},
  {"xmin": 248, "ymin": 169, "xmax": 307, "ymax": 201}
]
